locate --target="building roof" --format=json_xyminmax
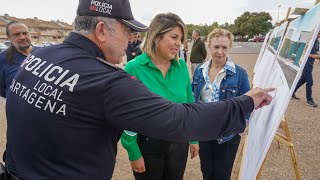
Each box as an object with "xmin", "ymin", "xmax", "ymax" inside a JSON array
[{"xmin": 0, "ymin": 14, "xmax": 72, "ymax": 30}]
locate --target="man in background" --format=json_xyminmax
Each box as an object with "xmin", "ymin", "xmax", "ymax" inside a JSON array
[
  {"xmin": 0, "ymin": 21, "xmax": 39, "ymax": 170},
  {"xmin": 292, "ymin": 31, "xmax": 320, "ymax": 107},
  {"xmin": 0, "ymin": 21, "xmax": 38, "ymax": 98},
  {"xmin": 190, "ymin": 29, "xmax": 207, "ymax": 75},
  {"xmin": 126, "ymin": 32, "xmax": 142, "ymax": 63}
]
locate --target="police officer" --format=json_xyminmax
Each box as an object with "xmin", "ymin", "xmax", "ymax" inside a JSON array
[{"xmin": 4, "ymin": 0, "xmax": 273, "ymax": 179}]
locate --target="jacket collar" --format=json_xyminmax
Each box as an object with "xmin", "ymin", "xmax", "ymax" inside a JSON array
[
  {"xmin": 200, "ymin": 58, "xmax": 236, "ymax": 75},
  {"xmin": 64, "ymin": 32, "xmax": 106, "ymax": 60},
  {"xmin": 194, "ymin": 38, "xmax": 201, "ymax": 44},
  {"xmin": 138, "ymin": 52, "xmax": 180, "ymax": 70}
]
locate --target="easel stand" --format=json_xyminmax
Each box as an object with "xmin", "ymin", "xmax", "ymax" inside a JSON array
[
  {"xmin": 254, "ymin": 3, "xmax": 317, "ymax": 178},
  {"xmin": 234, "ymin": 2, "xmax": 320, "ymax": 177},
  {"xmin": 256, "ymin": 117, "xmax": 301, "ymax": 180},
  {"xmin": 235, "ymin": 117, "xmax": 301, "ymax": 180}
]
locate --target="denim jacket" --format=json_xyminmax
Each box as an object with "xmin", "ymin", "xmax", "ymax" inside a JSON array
[{"xmin": 191, "ymin": 59, "xmax": 250, "ymax": 143}]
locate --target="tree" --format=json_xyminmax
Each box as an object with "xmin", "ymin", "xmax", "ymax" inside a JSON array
[
  {"xmin": 186, "ymin": 22, "xmax": 219, "ymax": 39},
  {"xmin": 234, "ymin": 11, "xmax": 272, "ymax": 37},
  {"xmin": 185, "ymin": 11, "xmax": 273, "ymax": 41}
]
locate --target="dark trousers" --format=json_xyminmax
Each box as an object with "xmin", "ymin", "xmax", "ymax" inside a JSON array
[
  {"xmin": 134, "ymin": 135, "xmax": 189, "ymax": 180},
  {"xmin": 293, "ymin": 64, "xmax": 313, "ymax": 101},
  {"xmin": 199, "ymin": 135, "xmax": 241, "ymax": 180}
]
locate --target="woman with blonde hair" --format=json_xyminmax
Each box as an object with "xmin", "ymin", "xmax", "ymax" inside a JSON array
[
  {"xmin": 192, "ymin": 28, "xmax": 250, "ymax": 180},
  {"xmin": 121, "ymin": 13, "xmax": 199, "ymax": 180}
]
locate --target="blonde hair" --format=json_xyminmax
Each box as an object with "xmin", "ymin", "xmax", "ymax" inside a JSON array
[
  {"xmin": 207, "ymin": 28, "xmax": 234, "ymax": 48},
  {"xmin": 140, "ymin": 13, "xmax": 187, "ymax": 61}
]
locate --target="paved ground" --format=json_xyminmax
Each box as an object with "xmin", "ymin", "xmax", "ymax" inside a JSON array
[
  {"xmin": 187, "ymin": 41, "xmax": 264, "ymax": 55},
  {"xmin": 1, "ymin": 42, "xmax": 320, "ymax": 179}
]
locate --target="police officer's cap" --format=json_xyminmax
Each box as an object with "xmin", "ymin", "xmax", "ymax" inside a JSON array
[{"xmin": 77, "ymin": 0, "xmax": 148, "ymax": 32}]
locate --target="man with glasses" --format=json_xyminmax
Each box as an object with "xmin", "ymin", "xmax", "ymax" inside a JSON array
[{"xmin": 4, "ymin": 0, "xmax": 274, "ymax": 179}]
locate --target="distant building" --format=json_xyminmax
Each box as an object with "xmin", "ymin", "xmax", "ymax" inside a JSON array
[{"xmin": 0, "ymin": 14, "xmax": 73, "ymax": 44}]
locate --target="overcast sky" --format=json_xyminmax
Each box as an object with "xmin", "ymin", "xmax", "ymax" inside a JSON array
[{"xmin": 0, "ymin": 0, "xmax": 316, "ymax": 26}]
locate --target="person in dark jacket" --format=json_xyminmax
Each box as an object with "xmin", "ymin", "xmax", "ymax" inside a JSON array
[
  {"xmin": 0, "ymin": 21, "xmax": 38, "ymax": 98},
  {"xmin": 4, "ymin": 0, "xmax": 273, "ymax": 179},
  {"xmin": 126, "ymin": 32, "xmax": 142, "ymax": 63},
  {"xmin": 190, "ymin": 29, "xmax": 207, "ymax": 75},
  {"xmin": 292, "ymin": 31, "xmax": 320, "ymax": 107},
  {"xmin": 0, "ymin": 21, "xmax": 38, "ymax": 164}
]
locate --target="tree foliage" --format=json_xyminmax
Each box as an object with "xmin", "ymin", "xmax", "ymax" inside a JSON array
[
  {"xmin": 186, "ymin": 22, "xmax": 219, "ymax": 39},
  {"xmin": 234, "ymin": 11, "xmax": 272, "ymax": 38},
  {"xmin": 185, "ymin": 11, "xmax": 273, "ymax": 40}
]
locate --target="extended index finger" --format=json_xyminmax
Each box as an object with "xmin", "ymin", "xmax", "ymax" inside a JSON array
[{"xmin": 264, "ymin": 88, "xmax": 276, "ymax": 93}]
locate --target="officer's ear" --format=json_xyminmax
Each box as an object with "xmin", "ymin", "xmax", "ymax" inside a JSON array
[{"xmin": 95, "ymin": 21, "xmax": 109, "ymax": 43}]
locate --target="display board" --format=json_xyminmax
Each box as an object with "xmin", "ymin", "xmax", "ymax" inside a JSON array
[
  {"xmin": 253, "ymin": 22, "xmax": 288, "ymax": 86},
  {"xmin": 240, "ymin": 4, "xmax": 320, "ymax": 180}
]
